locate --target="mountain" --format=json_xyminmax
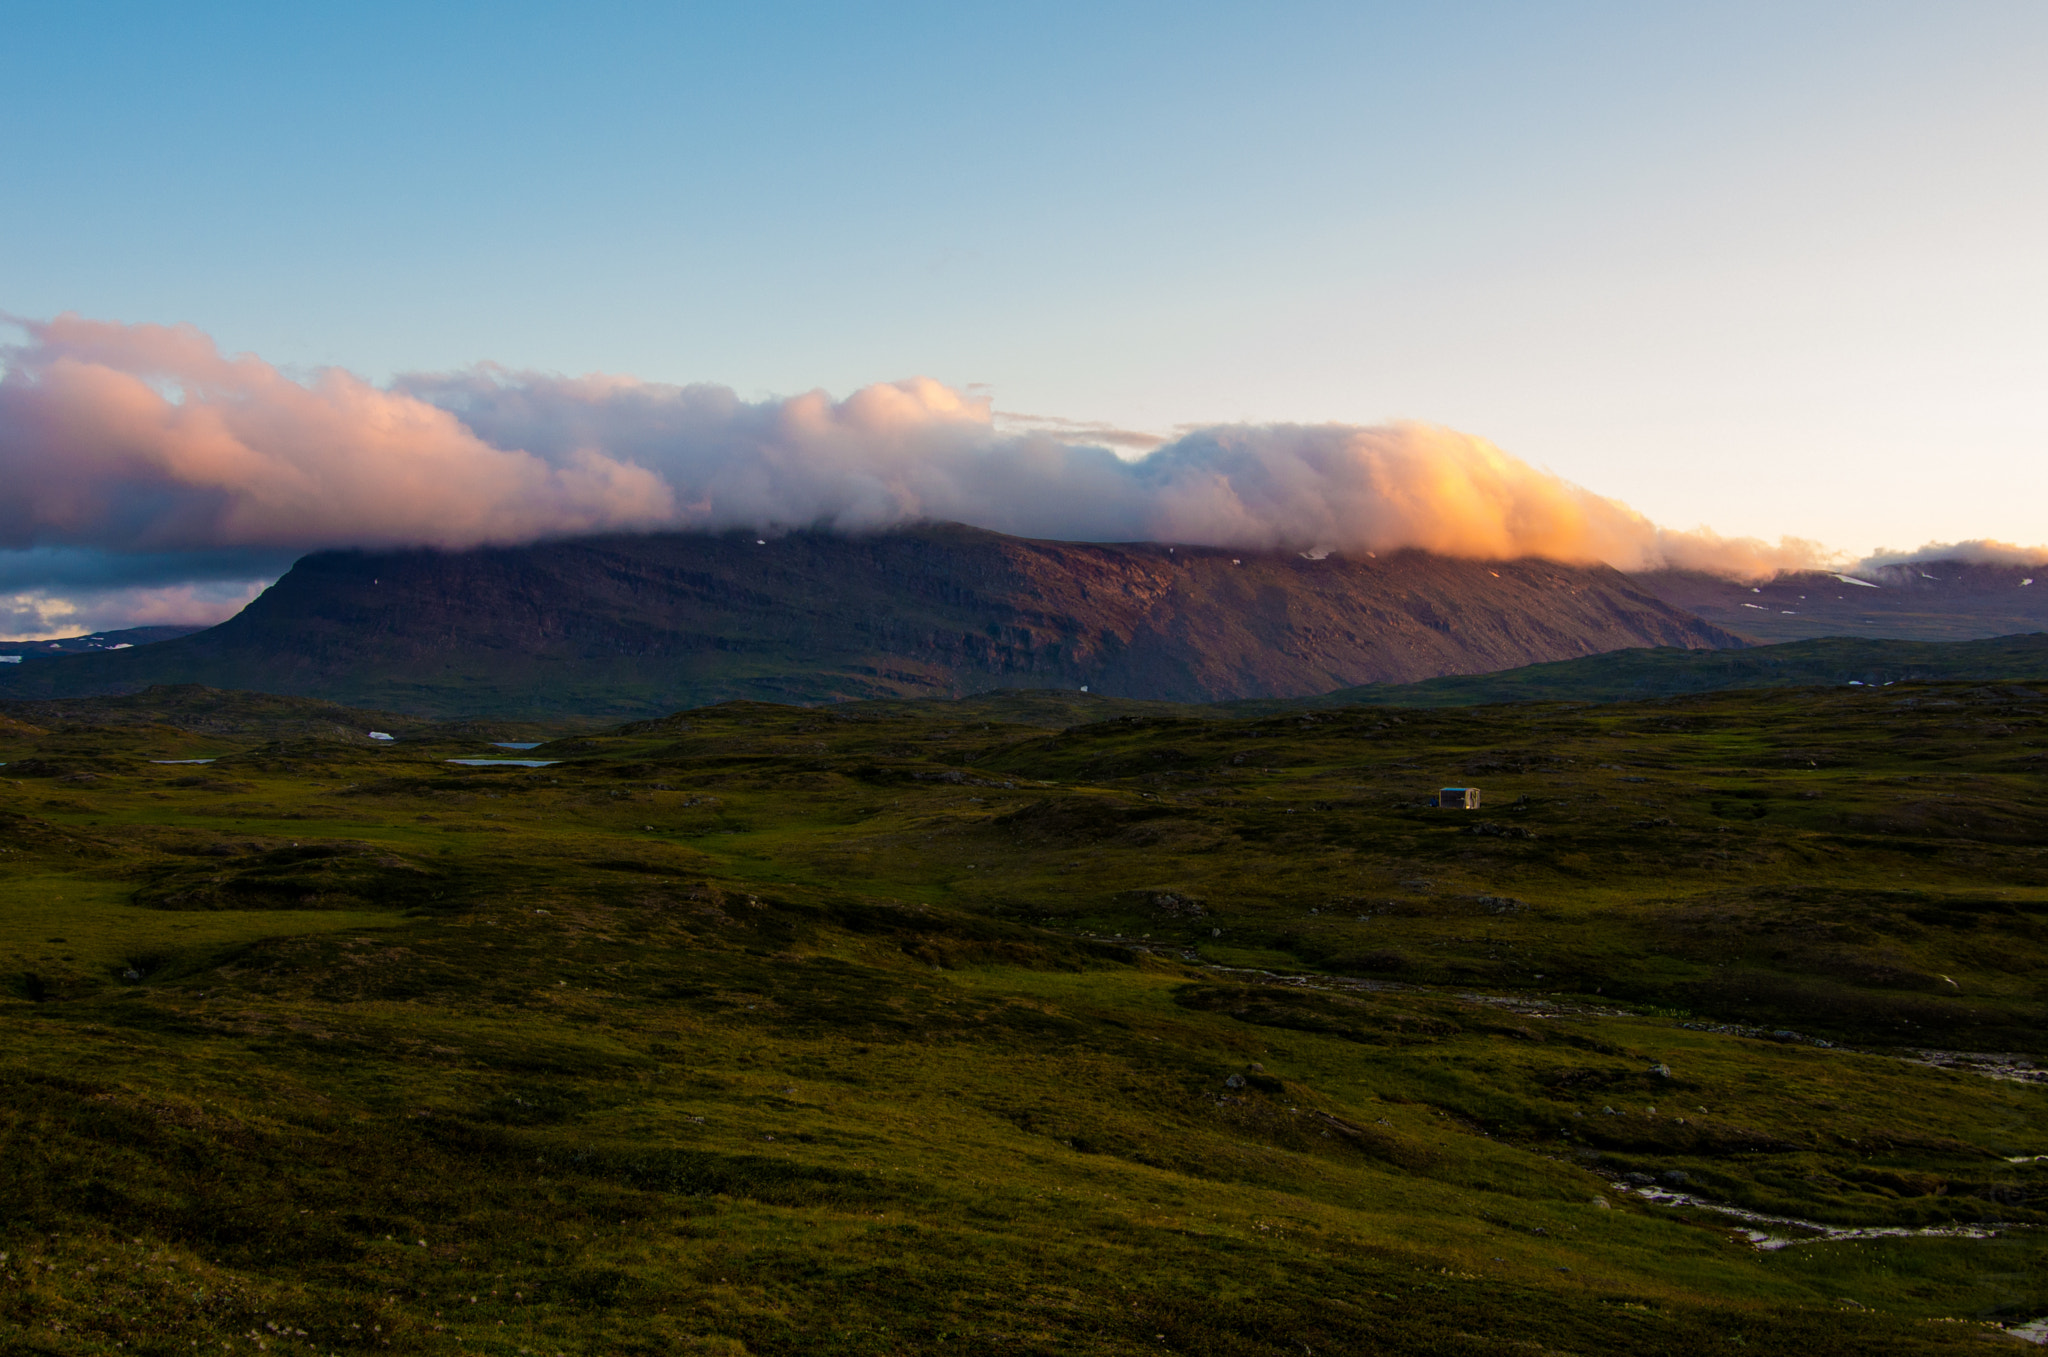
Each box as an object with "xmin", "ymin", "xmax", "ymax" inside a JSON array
[
  {"xmin": 0, "ymin": 523, "xmax": 1740, "ymax": 718},
  {"xmin": 1634, "ymin": 558, "xmax": 2048, "ymax": 643}
]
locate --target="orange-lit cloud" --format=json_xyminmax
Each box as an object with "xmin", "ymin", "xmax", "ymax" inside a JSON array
[
  {"xmin": 0, "ymin": 314, "xmax": 675, "ymax": 553},
  {"xmin": 3, "ymin": 313, "xmax": 1834, "ymax": 585}
]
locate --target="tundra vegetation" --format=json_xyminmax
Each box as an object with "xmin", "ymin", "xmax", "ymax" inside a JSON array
[{"xmin": 1, "ymin": 678, "xmax": 2044, "ymax": 1354}]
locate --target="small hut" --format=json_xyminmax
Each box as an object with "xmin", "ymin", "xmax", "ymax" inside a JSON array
[{"xmin": 1435, "ymin": 787, "xmax": 1481, "ymax": 809}]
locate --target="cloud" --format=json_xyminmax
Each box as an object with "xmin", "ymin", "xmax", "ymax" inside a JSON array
[
  {"xmin": 0, "ymin": 545, "xmax": 297, "ymax": 592},
  {"xmin": 0, "ymin": 314, "xmax": 676, "ymax": 554},
  {"xmin": 400, "ymin": 366, "xmax": 1830, "ymax": 577},
  {"xmin": 990, "ymin": 411, "xmax": 1168, "ymax": 450},
  {"xmin": 3, "ymin": 312, "xmax": 1832, "ymax": 602},
  {"xmin": 1856, "ymin": 539, "xmax": 2048, "ymax": 570},
  {"xmin": 0, "ymin": 578, "xmax": 265, "ymax": 643}
]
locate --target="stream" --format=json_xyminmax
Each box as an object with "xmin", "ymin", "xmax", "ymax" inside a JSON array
[{"xmin": 1608, "ymin": 1179, "xmax": 2022, "ymax": 1251}]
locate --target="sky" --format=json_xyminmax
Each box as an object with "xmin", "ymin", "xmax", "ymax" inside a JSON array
[{"xmin": 3, "ymin": 1, "xmax": 2046, "ymax": 638}]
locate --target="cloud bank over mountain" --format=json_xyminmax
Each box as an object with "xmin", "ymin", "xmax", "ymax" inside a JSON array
[
  {"xmin": 3, "ymin": 312, "xmax": 2025, "ymax": 636},
  {"xmin": 1857, "ymin": 540, "xmax": 2048, "ymax": 570}
]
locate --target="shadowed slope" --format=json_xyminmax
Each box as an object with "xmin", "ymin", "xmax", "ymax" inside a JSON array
[{"xmin": 0, "ymin": 524, "xmax": 1739, "ymax": 718}]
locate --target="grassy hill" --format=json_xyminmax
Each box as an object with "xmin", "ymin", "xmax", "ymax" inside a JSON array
[
  {"xmin": 2, "ymin": 680, "xmax": 2045, "ymax": 1352},
  {"xmin": 1256, "ymin": 631, "xmax": 2048, "ymax": 711}
]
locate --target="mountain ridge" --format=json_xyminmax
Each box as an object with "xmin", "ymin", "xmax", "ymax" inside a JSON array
[{"xmin": 0, "ymin": 523, "xmax": 1739, "ymax": 718}]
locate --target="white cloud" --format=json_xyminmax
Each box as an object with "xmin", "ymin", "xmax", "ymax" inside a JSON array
[{"xmin": 2, "ymin": 312, "xmax": 1846, "ymax": 602}]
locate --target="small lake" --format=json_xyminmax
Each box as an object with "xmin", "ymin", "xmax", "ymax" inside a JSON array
[
  {"xmin": 492, "ymin": 742, "xmax": 545, "ymax": 750},
  {"xmin": 446, "ymin": 758, "xmax": 560, "ymax": 768},
  {"xmin": 151, "ymin": 759, "xmax": 218, "ymax": 764}
]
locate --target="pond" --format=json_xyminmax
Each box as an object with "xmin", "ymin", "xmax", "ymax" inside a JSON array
[{"xmin": 446, "ymin": 758, "xmax": 560, "ymax": 768}]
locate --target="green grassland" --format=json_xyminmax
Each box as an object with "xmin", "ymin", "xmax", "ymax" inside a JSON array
[{"xmin": 2, "ymin": 678, "xmax": 2046, "ymax": 1354}]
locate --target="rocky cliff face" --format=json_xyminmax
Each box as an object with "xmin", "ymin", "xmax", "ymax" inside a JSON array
[{"xmin": 0, "ymin": 524, "xmax": 1740, "ymax": 717}]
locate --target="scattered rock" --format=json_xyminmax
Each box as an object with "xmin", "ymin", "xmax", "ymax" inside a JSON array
[{"xmin": 1224, "ymin": 1074, "xmax": 1245, "ymax": 1090}]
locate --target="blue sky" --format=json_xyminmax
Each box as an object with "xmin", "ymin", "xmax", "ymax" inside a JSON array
[{"xmin": 3, "ymin": 2, "xmax": 2046, "ymax": 635}]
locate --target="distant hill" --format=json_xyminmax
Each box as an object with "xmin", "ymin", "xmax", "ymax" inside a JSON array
[
  {"xmin": 818, "ymin": 632, "xmax": 2048, "ymax": 725},
  {"xmin": 1634, "ymin": 558, "xmax": 2048, "ymax": 643},
  {"xmin": 0, "ymin": 624, "xmax": 205, "ymax": 662},
  {"xmin": 0, "ymin": 684, "xmax": 577, "ymax": 743},
  {"xmin": 0, "ymin": 683, "xmax": 420, "ymax": 743},
  {"xmin": 0, "ymin": 524, "xmax": 1737, "ymax": 719},
  {"xmin": 1260, "ymin": 631, "xmax": 2048, "ymax": 710}
]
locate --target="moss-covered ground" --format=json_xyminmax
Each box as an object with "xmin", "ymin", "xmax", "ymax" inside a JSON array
[{"xmin": 2, "ymin": 679, "xmax": 2045, "ymax": 1353}]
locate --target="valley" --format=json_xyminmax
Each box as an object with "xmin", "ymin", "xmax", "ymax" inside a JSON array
[{"xmin": 2, "ymin": 675, "xmax": 2045, "ymax": 1352}]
